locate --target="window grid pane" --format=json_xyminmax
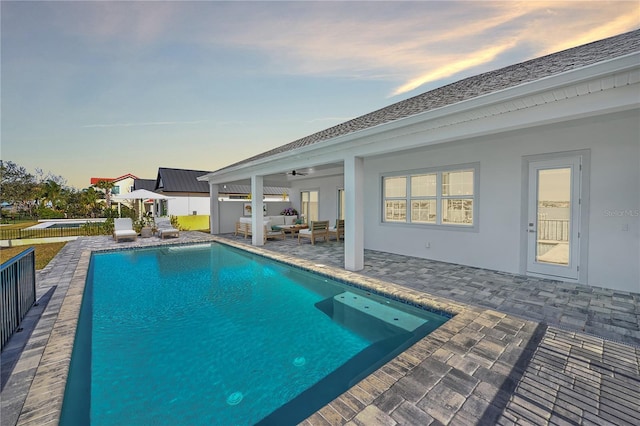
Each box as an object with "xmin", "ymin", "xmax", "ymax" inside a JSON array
[
  {"xmin": 442, "ymin": 170, "xmax": 474, "ymax": 196},
  {"xmin": 384, "ymin": 177, "xmax": 406, "ymax": 198},
  {"xmin": 411, "ymin": 199, "xmax": 436, "ymax": 223},
  {"xmin": 385, "ymin": 200, "xmax": 406, "ymax": 222},
  {"xmin": 442, "ymin": 199, "xmax": 473, "ymax": 225},
  {"xmin": 411, "ymin": 174, "xmax": 436, "ymax": 197}
]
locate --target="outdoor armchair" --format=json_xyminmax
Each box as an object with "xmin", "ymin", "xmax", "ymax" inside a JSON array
[
  {"xmin": 298, "ymin": 220, "xmax": 330, "ymax": 245},
  {"xmin": 328, "ymin": 219, "xmax": 344, "ymax": 241}
]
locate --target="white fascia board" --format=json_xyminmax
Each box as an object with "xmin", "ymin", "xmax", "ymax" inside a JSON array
[{"xmin": 200, "ymin": 52, "xmax": 640, "ymax": 184}]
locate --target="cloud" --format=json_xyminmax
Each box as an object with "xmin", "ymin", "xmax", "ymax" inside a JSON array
[
  {"xmin": 390, "ymin": 39, "xmax": 520, "ymax": 96},
  {"xmin": 82, "ymin": 120, "xmax": 207, "ymax": 129},
  {"xmin": 34, "ymin": 1, "xmax": 640, "ymax": 97}
]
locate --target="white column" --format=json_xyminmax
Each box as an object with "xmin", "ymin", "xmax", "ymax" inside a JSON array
[
  {"xmin": 344, "ymin": 155, "xmax": 364, "ymax": 271},
  {"xmin": 251, "ymin": 175, "xmax": 264, "ymax": 246},
  {"xmin": 209, "ymin": 183, "xmax": 220, "ymax": 234}
]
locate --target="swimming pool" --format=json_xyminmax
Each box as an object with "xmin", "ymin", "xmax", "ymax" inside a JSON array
[
  {"xmin": 25, "ymin": 219, "xmax": 106, "ymax": 230},
  {"xmin": 60, "ymin": 243, "xmax": 449, "ymax": 425}
]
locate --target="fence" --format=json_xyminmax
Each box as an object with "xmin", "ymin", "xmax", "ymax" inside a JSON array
[
  {"xmin": 0, "ymin": 223, "xmax": 107, "ymax": 240},
  {"xmin": 538, "ymin": 219, "xmax": 569, "ymax": 242},
  {"xmin": 1, "ymin": 247, "xmax": 36, "ymax": 350}
]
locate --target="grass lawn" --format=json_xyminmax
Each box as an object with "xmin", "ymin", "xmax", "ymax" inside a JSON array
[{"xmin": 0, "ymin": 242, "xmax": 66, "ymax": 270}]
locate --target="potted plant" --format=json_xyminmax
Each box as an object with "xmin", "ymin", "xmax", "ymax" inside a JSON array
[{"xmin": 280, "ymin": 207, "xmax": 298, "ymax": 216}]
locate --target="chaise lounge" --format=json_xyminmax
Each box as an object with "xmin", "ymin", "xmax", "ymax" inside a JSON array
[
  {"xmin": 156, "ymin": 217, "xmax": 179, "ymax": 239},
  {"xmin": 113, "ymin": 218, "xmax": 137, "ymax": 242}
]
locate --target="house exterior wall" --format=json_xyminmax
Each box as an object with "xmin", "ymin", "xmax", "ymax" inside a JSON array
[
  {"xmin": 166, "ymin": 193, "xmax": 211, "ymax": 216},
  {"xmin": 360, "ymin": 110, "xmax": 639, "ymax": 293},
  {"xmin": 112, "ymin": 177, "xmax": 135, "ymax": 196},
  {"xmin": 290, "ymin": 175, "xmax": 344, "ymax": 223}
]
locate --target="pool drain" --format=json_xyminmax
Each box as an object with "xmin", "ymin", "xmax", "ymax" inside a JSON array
[
  {"xmin": 293, "ymin": 356, "xmax": 306, "ymax": 367},
  {"xmin": 226, "ymin": 391, "xmax": 243, "ymax": 406}
]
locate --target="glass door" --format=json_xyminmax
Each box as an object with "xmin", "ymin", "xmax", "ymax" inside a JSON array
[
  {"xmin": 527, "ymin": 157, "xmax": 581, "ymax": 279},
  {"xmin": 300, "ymin": 190, "xmax": 318, "ymax": 224}
]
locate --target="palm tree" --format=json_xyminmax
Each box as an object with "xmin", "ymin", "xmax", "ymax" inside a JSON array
[
  {"xmin": 81, "ymin": 187, "xmax": 102, "ymax": 217},
  {"xmin": 93, "ymin": 179, "xmax": 116, "ymax": 208},
  {"xmin": 39, "ymin": 179, "xmax": 63, "ymax": 210}
]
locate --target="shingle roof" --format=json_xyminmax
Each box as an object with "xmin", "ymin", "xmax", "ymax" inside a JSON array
[
  {"xmin": 133, "ymin": 179, "xmax": 156, "ymax": 191},
  {"xmin": 156, "ymin": 167, "xmax": 212, "ymax": 193},
  {"xmin": 216, "ymin": 29, "xmax": 639, "ymax": 173}
]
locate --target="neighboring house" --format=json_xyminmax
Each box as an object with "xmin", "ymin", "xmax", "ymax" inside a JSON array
[
  {"xmin": 90, "ymin": 174, "xmax": 138, "ymax": 198},
  {"xmin": 155, "ymin": 167, "xmax": 213, "ymax": 216},
  {"xmin": 199, "ymin": 30, "xmax": 640, "ymax": 293}
]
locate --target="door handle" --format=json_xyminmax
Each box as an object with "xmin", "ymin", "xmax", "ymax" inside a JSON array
[{"xmin": 528, "ymin": 229, "xmax": 536, "ymax": 233}]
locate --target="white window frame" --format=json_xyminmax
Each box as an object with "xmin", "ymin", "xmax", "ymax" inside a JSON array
[{"xmin": 381, "ymin": 163, "xmax": 479, "ymax": 231}]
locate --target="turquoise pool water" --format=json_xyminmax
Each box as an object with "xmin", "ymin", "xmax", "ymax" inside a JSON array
[{"xmin": 60, "ymin": 243, "xmax": 449, "ymax": 425}]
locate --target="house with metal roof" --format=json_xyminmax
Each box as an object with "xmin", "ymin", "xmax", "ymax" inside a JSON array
[
  {"xmin": 153, "ymin": 167, "xmax": 214, "ymax": 216},
  {"xmin": 199, "ymin": 30, "xmax": 640, "ymax": 293}
]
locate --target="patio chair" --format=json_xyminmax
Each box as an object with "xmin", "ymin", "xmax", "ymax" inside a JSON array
[
  {"xmin": 156, "ymin": 217, "xmax": 179, "ymax": 239},
  {"xmin": 328, "ymin": 219, "xmax": 344, "ymax": 241},
  {"xmin": 298, "ymin": 220, "xmax": 330, "ymax": 245},
  {"xmin": 264, "ymin": 224, "xmax": 286, "ymax": 242},
  {"xmin": 113, "ymin": 218, "xmax": 137, "ymax": 242}
]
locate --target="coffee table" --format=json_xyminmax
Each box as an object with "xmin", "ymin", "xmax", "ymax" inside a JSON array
[{"xmin": 275, "ymin": 224, "xmax": 308, "ymax": 238}]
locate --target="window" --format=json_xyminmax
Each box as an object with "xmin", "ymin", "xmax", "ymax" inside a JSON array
[
  {"xmin": 383, "ymin": 165, "xmax": 477, "ymax": 227},
  {"xmin": 112, "ymin": 186, "xmax": 120, "ymax": 195}
]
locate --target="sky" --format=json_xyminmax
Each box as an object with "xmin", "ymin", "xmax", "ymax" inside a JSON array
[{"xmin": 2, "ymin": 1, "xmax": 638, "ymax": 189}]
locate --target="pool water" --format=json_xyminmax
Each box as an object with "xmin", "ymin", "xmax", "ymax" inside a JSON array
[
  {"xmin": 48, "ymin": 222, "xmax": 84, "ymax": 228},
  {"xmin": 60, "ymin": 243, "xmax": 448, "ymax": 425}
]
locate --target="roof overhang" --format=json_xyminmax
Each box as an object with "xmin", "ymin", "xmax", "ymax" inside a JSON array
[{"xmin": 199, "ymin": 52, "xmax": 640, "ymax": 185}]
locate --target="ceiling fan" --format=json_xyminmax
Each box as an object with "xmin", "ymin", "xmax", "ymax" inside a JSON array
[{"xmin": 286, "ymin": 170, "xmax": 307, "ymax": 176}]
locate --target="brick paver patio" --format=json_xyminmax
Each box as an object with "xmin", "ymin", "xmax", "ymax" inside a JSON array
[{"xmin": 1, "ymin": 233, "xmax": 638, "ymax": 425}]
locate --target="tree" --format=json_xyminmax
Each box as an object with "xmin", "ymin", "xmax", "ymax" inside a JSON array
[
  {"xmin": 39, "ymin": 179, "xmax": 64, "ymax": 210},
  {"xmin": 81, "ymin": 187, "xmax": 102, "ymax": 217},
  {"xmin": 0, "ymin": 160, "xmax": 39, "ymax": 215},
  {"xmin": 93, "ymin": 179, "xmax": 115, "ymax": 208}
]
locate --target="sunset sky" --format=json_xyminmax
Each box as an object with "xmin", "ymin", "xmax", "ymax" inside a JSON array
[{"xmin": 2, "ymin": 1, "xmax": 638, "ymax": 188}]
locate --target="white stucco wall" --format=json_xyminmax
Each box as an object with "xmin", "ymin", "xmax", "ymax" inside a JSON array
[
  {"xmin": 167, "ymin": 194, "xmax": 211, "ymax": 216},
  {"xmin": 360, "ymin": 110, "xmax": 639, "ymax": 293},
  {"xmin": 217, "ymin": 201, "xmax": 292, "ymax": 233}
]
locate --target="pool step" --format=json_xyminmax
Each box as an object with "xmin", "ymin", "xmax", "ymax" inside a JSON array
[{"xmin": 331, "ymin": 292, "xmax": 427, "ymax": 332}]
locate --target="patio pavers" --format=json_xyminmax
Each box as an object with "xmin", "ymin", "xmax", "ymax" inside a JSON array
[{"xmin": 1, "ymin": 233, "xmax": 638, "ymax": 425}]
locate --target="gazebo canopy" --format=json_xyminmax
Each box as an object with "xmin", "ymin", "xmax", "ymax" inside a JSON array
[
  {"xmin": 112, "ymin": 189, "xmax": 172, "ymax": 201},
  {"xmin": 112, "ymin": 189, "xmax": 173, "ymax": 219}
]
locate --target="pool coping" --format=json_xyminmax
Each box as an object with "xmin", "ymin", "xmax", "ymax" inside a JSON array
[{"xmin": 14, "ymin": 236, "xmax": 545, "ymax": 425}]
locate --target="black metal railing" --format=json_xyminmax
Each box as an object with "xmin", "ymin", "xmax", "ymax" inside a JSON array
[
  {"xmin": 0, "ymin": 223, "xmax": 107, "ymax": 240},
  {"xmin": 538, "ymin": 219, "xmax": 569, "ymax": 242},
  {"xmin": 1, "ymin": 247, "xmax": 36, "ymax": 351}
]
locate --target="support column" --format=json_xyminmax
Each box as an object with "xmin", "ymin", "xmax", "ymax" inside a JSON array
[
  {"xmin": 344, "ymin": 155, "xmax": 364, "ymax": 271},
  {"xmin": 251, "ymin": 175, "xmax": 264, "ymax": 246},
  {"xmin": 209, "ymin": 184, "xmax": 220, "ymax": 234}
]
